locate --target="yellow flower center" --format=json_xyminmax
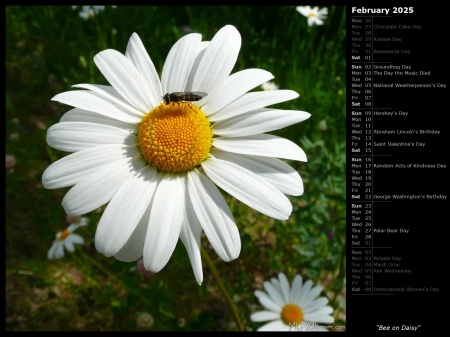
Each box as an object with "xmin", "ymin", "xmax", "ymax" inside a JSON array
[
  {"xmin": 281, "ymin": 304, "xmax": 303, "ymax": 325},
  {"xmin": 308, "ymin": 13, "xmax": 317, "ymax": 18},
  {"xmin": 137, "ymin": 102, "xmax": 213, "ymax": 173},
  {"xmin": 58, "ymin": 229, "xmax": 71, "ymax": 241}
]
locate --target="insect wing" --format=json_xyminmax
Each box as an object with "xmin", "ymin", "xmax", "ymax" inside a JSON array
[{"xmin": 185, "ymin": 92, "xmax": 208, "ymax": 101}]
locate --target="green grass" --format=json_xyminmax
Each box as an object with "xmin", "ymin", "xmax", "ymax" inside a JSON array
[{"xmin": 6, "ymin": 5, "xmax": 346, "ymax": 331}]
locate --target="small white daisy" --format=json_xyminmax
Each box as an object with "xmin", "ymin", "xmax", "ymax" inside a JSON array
[
  {"xmin": 250, "ymin": 273, "xmax": 334, "ymax": 331},
  {"xmin": 47, "ymin": 224, "xmax": 85, "ymax": 260},
  {"xmin": 261, "ymin": 81, "xmax": 279, "ymax": 91},
  {"xmin": 296, "ymin": 6, "xmax": 328, "ymax": 26},
  {"xmin": 78, "ymin": 6, "xmax": 96, "ymax": 20},
  {"xmin": 43, "ymin": 25, "xmax": 310, "ymax": 284},
  {"xmin": 76, "ymin": 5, "xmax": 109, "ymax": 20}
]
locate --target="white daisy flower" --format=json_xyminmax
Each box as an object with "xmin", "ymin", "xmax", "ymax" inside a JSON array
[
  {"xmin": 296, "ymin": 6, "xmax": 328, "ymax": 26},
  {"xmin": 250, "ymin": 273, "xmax": 334, "ymax": 331},
  {"xmin": 79, "ymin": 6, "xmax": 96, "ymax": 20},
  {"xmin": 47, "ymin": 224, "xmax": 85, "ymax": 260},
  {"xmin": 42, "ymin": 25, "xmax": 310, "ymax": 284},
  {"xmin": 261, "ymin": 81, "xmax": 279, "ymax": 91},
  {"xmin": 76, "ymin": 6, "xmax": 108, "ymax": 20}
]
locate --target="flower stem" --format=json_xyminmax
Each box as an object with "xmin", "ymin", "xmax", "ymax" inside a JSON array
[{"xmin": 200, "ymin": 246, "xmax": 244, "ymax": 331}]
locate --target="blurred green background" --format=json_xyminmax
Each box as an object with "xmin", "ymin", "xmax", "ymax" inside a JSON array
[{"xmin": 5, "ymin": 5, "xmax": 346, "ymax": 331}]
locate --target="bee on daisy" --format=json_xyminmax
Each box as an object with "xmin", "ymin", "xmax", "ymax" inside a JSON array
[{"xmin": 42, "ymin": 25, "xmax": 310, "ymax": 284}]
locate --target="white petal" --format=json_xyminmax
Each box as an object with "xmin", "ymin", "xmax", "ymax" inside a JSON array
[
  {"xmin": 210, "ymin": 150, "xmax": 303, "ymax": 196},
  {"xmin": 296, "ymin": 6, "xmax": 310, "ymax": 16},
  {"xmin": 67, "ymin": 223, "xmax": 80, "ymax": 233},
  {"xmin": 314, "ymin": 306, "xmax": 334, "ymax": 316},
  {"xmin": 208, "ymin": 90, "xmax": 299, "ymax": 122},
  {"xmin": 69, "ymin": 233, "xmax": 85, "ymax": 245},
  {"xmin": 254, "ymin": 290, "xmax": 282, "ymax": 313},
  {"xmin": 202, "ymin": 154, "xmax": 292, "ymax": 220},
  {"xmin": 72, "ymin": 84, "xmax": 144, "ymax": 117},
  {"xmin": 201, "ymin": 68, "xmax": 274, "ymax": 114},
  {"xmin": 213, "ymin": 108, "xmax": 310, "ymax": 137},
  {"xmin": 187, "ymin": 169, "xmax": 240, "ymax": 261},
  {"xmin": 125, "ymin": 33, "xmax": 163, "ymax": 108},
  {"xmin": 270, "ymin": 278, "xmax": 283, "ymax": 296},
  {"xmin": 191, "ymin": 25, "xmax": 241, "ymax": 94},
  {"xmin": 290, "ymin": 274, "xmax": 303, "ymax": 303},
  {"xmin": 60, "ymin": 108, "xmax": 136, "ymax": 131},
  {"xmin": 318, "ymin": 7, "xmax": 328, "ymax": 15},
  {"xmin": 62, "ymin": 156, "xmax": 144, "ymax": 215},
  {"xmin": 143, "ymin": 175, "xmax": 185, "ymax": 272},
  {"xmin": 42, "ymin": 144, "xmax": 138, "ymax": 189},
  {"xmin": 52, "ymin": 90, "xmax": 142, "ymax": 123},
  {"xmin": 263, "ymin": 281, "xmax": 285, "ymax": 308},
  {"xmin": 315, "ymin": 18, "xmax": 324, "ymax": 26},
  {"xmin": 94, "ymin": 49, "xmax": 154, "ymax": 112},
  {"xmin": 46, "ymin": 122, "xmax": 136, "ymax": 153},
  {"xmin": 161, "ymin": 33, "xmax": 202, "ymax": 94},
  {"xmin": 180, "ymin": 196, "xmax": 203, "ymax": 285},
  {"xmin": 250, "ymin": 311, "xmax": 280, "ymax": 322},
  {"xmin": 297, "ymin": 279, "xmax": 314, "ymax": 306},
  {"xmin": 114, "ymin": 199, "xmax": 152, "ymax": 262},
  {"xmin": 95, "ymin": 166, "xmax": 157, "ymax": 257},
  {"xmin": 184, "ymin": 41, "xmax": 209, "ymax": 92},
  {"xmin": 301, "ymin": 285, "xmax": 323, "ymax": 307},
  {"xmin": 257, "ymin": 320, "xmax": 290, "ymax": 331},
  {"xmin": 56, "ymin": 244, "xmax": 65, "ymax": 259},
  {"xmin": 303, "ymin": 297, "xmax": 329, "ymax": 314},
  {"xmin": 277, "ymin": 273, "xmax": 291, "ymax": 304},
  {"xmin": 304, "ymin": 308, "xmax": 334, "ymax": 324},
  {"xmin": 213, "ymin": 134, "xmax": 307, "ymax": 162},
  {"xmin": 47, "ymin": 242, "xmax": 58, "ymax": 260},
  {"xmin": 305, "ymin": 306, "xmax": 334, "ymax": 318},
  {"xmin": 64, "ymin": 238, "xmax": 75, "ymax": 252}
]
